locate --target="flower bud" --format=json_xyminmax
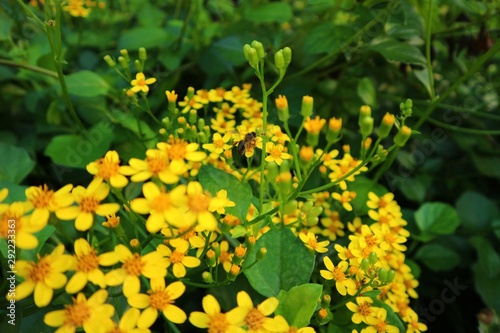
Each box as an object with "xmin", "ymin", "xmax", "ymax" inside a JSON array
[
  {"xmin": 130, "ymin": 238, "xmax": 140, "ymax": 249},
  {"xmin": 301, "ymin": 95, "xmax": 313, "ymax": 117},
  {"xmin": 275, "ymin": 49, "xmax": 285, "ymax": 71},
  {"xmin": 246, "ymin": 47, "xmax": 259, "ymax": 69},
  {"xmin": 118, "ymin": 56, "xmax": 128, "ymax": 70},
  {"xmin": 386, "ymin": 269, "xmax": 396, "ymax": 283},
  {"xmin": 202, "ymin": 271, "xmax": 214, "ymax": 283},
  {"xmin": 316, "ymin": 308, "xmax": 332, "ymax": 324},
  {"xmin": 205, "ymin": 249, "xmax": 216, "ymax": 268},
  {"xmin": 189, "ymin": 109, "xmax": 197, "ymax": 124},
  {"xmin": 299, "ymin": 146, "xmax": 314, "ymax": 169},
  {"xmin": 377, "ymin": 112, "xmax": 395, "ymax": 139},
  {"xmin": 369, "ymin": 252, "xmax": 378, "ymax": 265},
  {"xmin": 211, "ymin": 242, "xmax": 220, "ymax": 257},
  {"xmin": 266, "ymin": 161, "xmax": 279, "ymax": 182},
  {"xmin": 246, "ymin": 235, "xmax": 256, "ymax": 253},
  {"xmin": 138, "ymin": 47, "xmax": 147, "ymax": 61},
  {"xmin": 394, "ymin": 125, "xmax": 412, "ymax": 147},
  {"xmin": 360, "ymin": 258, "xmax": 370, "ymax": 272},
  {"xmin": 103, "ymin": 55, "xmax": 116, "ymax": 67},
  {"xmin": 233, "ymin": 245, "xmax": 247, "ymax": 266},
  {"xmin": 256, "ymin": 247, "xmax": 267, "ymax": 261},
  {"xmin": 251, "ymin": 40, "xmax": 265, "ymax": 59},
  {"xmin": 320, "ymin": 294, "xmax": 331, "ymax": 308},
  {"xmin": 282, "ymin": 47, "xmax": 292, "ymax": 67},
  {"xmin": 162, "ymin": 117, "xmax": 171, "ymax": 130},
  {"xmin": 134, "ymin": 60, "xmax": 142, "ymax": 72},
  {"xmin": 326, "ymin": 117, "xmax": 342, "ymax": 143},
  {"xmin": 228, "ymin": 265, "xmax": 241, "ymax": 281},
  {"xmin": 120, "ymin": 49, "xmax": 129, "ymax": 61},
  {"xmin": 275, "ymin": 95, "xmax": 289, "ymax": 122},
  {"xmin": 186, "ymin": 86, "xmax": 195, "ymax": 99},
  {"xmin": 277, "ymin": 172, "xmax": 292, "ymax": 196},
  {"xmin": 378, "ymin": 268, "xmax": 388, "ymax": 284},
  {"xmin": 360, "ymin": 116, "xmax": 374, "ymax": 138},
  {"xmin": 198, "ymin": 118, "xmax": 205, "ymax": 131}
]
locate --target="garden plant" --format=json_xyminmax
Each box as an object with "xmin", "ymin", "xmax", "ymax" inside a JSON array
[{"xmin": 0, "ymin": 1, "xmax": 499, "ymax": 333}]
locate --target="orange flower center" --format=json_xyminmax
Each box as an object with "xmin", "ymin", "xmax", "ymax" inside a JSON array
[
  {"xmin": 95, "ymin": 157, "xmax": 120, "ymax": 179},
  {"xmin": 169, "ymin": 250, "xmax": 185, "ymax": 264},
  {"xmin": 123, "ymin": 253, "xmax": 145, "ymax": 276},
  {"xmin": 178, "ymin": 227, "xmax": 196, "ymax": 240},
  {"xmin": 375, "ymin": 321, "xmax": 389, "ymax": 333},
  {"xmin": 188, "ymin": 193, "xmax": 210, "ymax": 213},
  {"xmin": 378, "ymin": 199, "xmax": 388, "ymax": 208},
  {"xmin": 168, "ymin": 139, "xmax": 188, "ymax": 160},
  {"xmin": 333, "ymin": 266, "xmax": 347, "ymax": 282},
  {"xmin": 80, "ymin": 196, "xmax": 100, "ymax": 213},
  {"xmin": 208, "ymin": 312, "xmax": 229, "ymax": 333},
  {"xmin": 146, "ymin": 155, "xmax": 169, "ymax": 174},
  {"xmin": 64, "ymin": 298, "xmax": 91, "ymax": 328},
  {"xmin": 218, "ymin": 251, "xmax": 231, "ymax": 264},
  {"xmin": 151, "ymin": 193, "xmax": 172, "ymax": 212},
  {"xmin": 269, "ymin": 147, "xmax": 282, "ymax": 158},
  {"xmin": 148, "ymin": 288, "xmax": 172, "ymax": 310},
  {"xmin": 76, "ymin": 248, "xmax": 99, "ymax": 272},
  {"xmin": 358, "ymin": 302, "xmax": 373, "ymax": 317},
  {"xmin": 214, "ymin": 138, "xmax": 225, "ymax": 148},
  {"xmin": 245, "ymin": 308, "xmax": 265, "ymax": 330},
  {"xmin": 365, "ymin": 234, "xmax": 378, "ymax": 248},
  {"xmin": 28, "ymin": 256, "xmax": 51, "ymax": 283},
  {"xmin": 28, "ymin": 184, "xmax": 54, "ymax": 209},
  {"xmin": 0, "ymin": 213, "xmax": 21, "ymax": 238}
]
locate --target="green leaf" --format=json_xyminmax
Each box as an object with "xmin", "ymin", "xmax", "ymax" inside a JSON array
[
  {"xmin": 276, "ymin": 284, "xmax": 322, "ymax": 328},
  {"xmin": 44, "ymin": 121, "xmax": 114, "ymax": 168},
  {"xmin": 356, "ymin": 77, "xmax": 376, "ymax": 106},
  {"xmin": 472, "ymin": 153, "xmax": 500, "ymax": 180},
  {"xmin": 415, "ymin": 243, "xmax": 461, "ymax": 271},
  {"xmin": 198, "ymin": 165, "xmax": 252, "ymax": 222},
  {"xmin": 387, "ymin": 24, "xmax": 421, "ymax": 40},
  {"xmin": 21, "ymin": 225, "xmax": 57, "ymax": 262},
  {"xmin": 456, "ymin": 191, "xmax": 498, "ymax": 232},
  {"xmin": 302, "ymin": 22, "xmax": 343, "ymax": 55},
  {"xmin": 413, "ymin": 69, "xmax": 433, "ymax": 98},
  {"xmin": 244, "ymin": 228, "xmax": 315, "ymax": 297},
  {"xmin": 370, "ymin": 39, "xmax": 426, "ymax": 65},
  {"xmin": 0, "ymin": 181, "xmax": 27, "ymax": 203},
  {"xmin": 118, "ymin": 27, "xmax": 169, "ymax": 50},
  {"xmin": 469, "ymin": 237, "xmax": 500, "ymax": 278},
  {"xmin": 0, "ymin": 143, "xmax": 35, "ymax": 184},
  {"xmin": 493, "ymin": 219, "xmax": 500, "ymax": 241},
  {"xmin": 472, "ymin": 261, "xmax": 500, "ymax": 311},
  {"xmin": 65, "ymin": 70, "xmax": 109, "ymax": 97},
  {"xmin": 414, "ymin": 202, "xmax": 461, "ymax": 237},
  {"xmin": 111, "ymin": 111, "xmax": 156, "ymax": 149},
  {"xmin": 0, "ymin": 12, "xmax": 13, "ymax": 41},
  {"xmin": 199, "ymin": 36, "xmax": 246, "ymax": 76},
  {"xmin": 243, "ymin": 3, "xmax": 293, "ymax": 23}
]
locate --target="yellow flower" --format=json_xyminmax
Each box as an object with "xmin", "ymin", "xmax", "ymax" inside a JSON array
[
  {"xmin": 299, "ymin": 232, "xmax": 330, "ymax": 253},
  {"xmin": 65, "ymin": 238, "xmax": 107, "ymax": 294},
  {"xmin": 157, "ymin": 239, "xmax": 201, "ymax": 278},
  {"xmin": 237, "ymin": 291, "xmax": 284, "ymax": 333},
  {"xmin": 273, "ymin": 315, "xmax": 316, "ymax": 333},
  {"xmin": 101, "ymin": 244, "xmax": 168, "ymax": 297},
  {"xmin": 185, "ymin": 181, "xmax": 218, "ymax": 231},
  {"xmin": 320, "ymin": 256, "xmax": 357, "ymax": 296},
  {"xmin": 25, "ymin": 184, "xmax": 73, "ymax": 226},
  {"xmin": 0, "ymin": 201, "xmax": 44, "ymax": 249},
  {"xmin": 44, "ymin": 289, "xmax": 115, "ymax": 333},
  {"xmin": 127, "ymin": 278, "xmax": 187, "ymax": 327},
  {"xmin": 63, "ymin": 0, "xmax": 91, "ymax": 17},
  {"xmin": 304, "ymin": 116, "xmax": 326, "ymax": 134},
  {"xmin": 319, "ymin": 210, "xmax": 345, "ymax": 241},
  {"xmin": 203, "ymin": 133, "xmax": 232, "ymax": 155},
  {"xmin": 405, "ymin": 309, "xmax": 427, "ymax": 333},
  {"xmin": 346, "ymin": 296, "xmax": 380, "ymax": 325},
  {"xmin": 331, "ymin": 191, "xmax": 356, "ymax": 212},
  {"xmin": 165, "ymin": 90, "xmax": 178, "ymax": 103},
  {"xmin": 131, "ymin": 72, "xmax": 156, "ymax": 93},
  {"xmin": 209, "ymin": 189, "xmax": 236, "ymax": 214},
  {"xmin": 56, "ymin": 178, "xmax": 120, "ymax": 231},
  {"xmin": 211, "ymin": 112, "xmax": 236, "ymax": 133},
  {"xmin": 371, "ymin": 223, "xmax": 407, "ymax": 252},
  {"xmin": 157, "ymin": 138, "xmax": 207, "ymax": 175},
  {"xmin": 130, "ymin": 182, "xmax": 188, "ymax": 232},
  {"xmin": 189, "ymin": 294, "xmax": 246, "ymax": 332},
  {"xmin": 122, "ymin": 149, "xmax": 179, "ymax": 184},
  {"xmin": 86, "ymin": 150, "xmax": 129, "ymax": 188},
  {"xmin": 105, "ymin": 307, "xmax": 149, "ymax": 333},
  {"xmin": 363, "ymin": 308, "xmax": 399, "ymax": 333},
  {"xmin": 265, "ymin": 142, "xmax": 291, "ymax": 166},
  {"xmin": 216, "ymin": 240, "xmax": 233, "ymax": 272},
  {"xmin": 10, "ymin": 244, "xmax": 74, "ymax": 307}
]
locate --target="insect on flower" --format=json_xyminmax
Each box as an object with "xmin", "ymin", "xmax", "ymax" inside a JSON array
[{"xmin": 235, "ymin": 131, "xmax": 257, "ymax": 156}]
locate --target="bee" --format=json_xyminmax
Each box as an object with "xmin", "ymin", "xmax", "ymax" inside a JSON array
[{"xmin": 235, "ymin": 131, "xmax": 257, "ymax": 156}]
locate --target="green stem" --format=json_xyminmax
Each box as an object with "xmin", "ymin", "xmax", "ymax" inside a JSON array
[
  {"xmin": 0, "ymin": 58, "xmax": 58, "ymax": 78},
  {"xmin": 425, "ymin": 0, "xmax": 436, "ymax": 101},
  {"xmin": 283, "ymin": 122, "xmax": 302, "ymax": 181},
  {"xmin": 415, "ymin": 41, "xmax": 500, "ymax": 130},
  {"xmin": 258, "ymin": 61, "xmax": 268, "ymax": 213}
]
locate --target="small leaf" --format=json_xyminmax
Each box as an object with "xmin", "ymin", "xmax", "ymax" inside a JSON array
[
  {"xmin": 413, "ymin": 69, "xmax": 433, "ymax": 99},
  {"xmin": 244, "ymin": 228, "xmax": 315, "ymax": 297},
  {"xmin": 357, "ymin": 77, "xmax": 377, "ymax": 106},
  {"xmin": 198, "ymin": 165, "xmax": 252, "ymax": 222},
  {"xmin": 370, "ymin": 39, "xmax": 426, "ymax": 65},
  {"xmin": 21, "ymin": 225, "xmax": 57, "ymax": 261},
  {"xmin": 472, "ymin": 153, "xmax": 500, "ymax": 180},
  {"xmin": 243, "ymin": 3, "xmax": 293, "ymax": 23},
  {"xmin": 456, "ymin": 191, "xmax": 498, "ymax": 232},
  {"xmin": 65, "ymin": 70, "xmax": 109, "ymax": 97},
  {"xmin": 469, "ymin": 237, "xmax": 500, "ymax": 278},
  {"xmin": 0, "ymin": 143, "xmax": 35, "ymax": 184},
  {"xmin": 414, "ymin": 202, "xmax": 461, "ymax": 237},
  {"xmin": 276, "ymin": 284, "xmax": 322, "ymax": 328},
  {"xmin": 415, "ymin": 243, "xmax": 460, "ymax": 271},
  {"xmin": 472, "ymin": 261, "xmax": 500, "ymax": 311}
]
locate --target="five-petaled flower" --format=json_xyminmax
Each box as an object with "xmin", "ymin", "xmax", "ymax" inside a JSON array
[{"xmin": 130, "ymin": 72, "xmax": 156, "ymax": 93}]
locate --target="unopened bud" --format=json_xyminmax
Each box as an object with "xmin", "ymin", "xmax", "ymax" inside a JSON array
[
  {"xmin": 360, "ymin": 116, "xmax": 374, "ymax": 138},
  {"xmin": 386, "ymin": 269, "xmax": 396, "ymax": 283},
  {"xmin": 301, "ymin": 96, "xmax": 313, "ymax": 117},
  {"xmin": 202, "ymin": 271, "xmax": 214, "ymax": 283},
  {"xmin": 246, "ymin": 235, "xmax": 256, "ymax": 252},
  {"xmin": 369, "ymin": 252, "xmax": 378, "ymax": 265},
  {"xmin": 378, "ymin": 268, "xmax": 388, "ymax": 283},
  {"xmin": 275, "ymin": 50, "xmax": 285, "ymax": 71},
  {"xmin": 206, "ymin": 249, "xmax": 216, "ymax": 267},
  {"xmin": 103, "ymin": 55, "xmax": 116, "ymax": 67},
  {"xmin": 189, "ymin": 109, "xmax": 197, "ymax": 124},
  {"xmin": 118, "ymin": 56, "xmax": 128, "ymax": 70},
  {"xmin": 321, "ymin": 294, "xmax": 331, "ymax": 308},
  {"xmin": 360, "ymin": 258, "xmax": 370, "ymax": 272},
  {"xmin": 251, "ymin": 40, "xmax": 265, "ymax": 59},
  {"xmin": 282, "ymin": 47, "xmax": 292, "ymax": 67},
  {"xmin": 138, "ymin": 47, "xmax": 147, "ymax": 61},
  {"xmin": 228, "ymin": 265, "xmax": 240, "ymax": 281},
  {"xmin": 377, "ymin": 113, "xmax": 395, "ymax": 139},
  {"xmin": 394, "ymin": 125, "xmax": 412, "ymax": 147},
  {"xmin": 266, "ymin": 161, "xmax": 279, "ymax": 182},
  {"xmin": 275, "ymin": 95, "xmax": 289, "ymax": 122},
  {"xmin": 256, "ymin": 247, "xmax": 267, "ymax": 261}
]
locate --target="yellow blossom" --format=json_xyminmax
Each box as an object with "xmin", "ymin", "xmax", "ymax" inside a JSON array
[
  {"xmin": 1, "ymin": 201, "xmax": 44, "ymax": 249},
  {"xmin": 209, "ymin": 189, "xmax": 236, "ymax": 214},
  {"xmin": 86, "ymin": 150, "xmax": 129, "ymax": 188},
  {"xmin": 346, "ymin": 296, "xmax": 380, "ymax": 325},
  {"xmin": 363, "ymin": 308, "xmax": 399, "ymax": 333},
  {"xmin": 25, "ymin": 184, "xmax": 73, "ymax": 226},
  {"xmin": 157, "ymin": 239, "xmax": 201, "ymax": 278},
  {"xmin": 331, "ymin": 191, "xmax": 356, "ymax": 212},
  {"xmin": 320, "ymin": 256, "xmax": 357, "ymax": 296},
  {"xmin": 189, "ymin": 294, "xmax": 247, "ymax": 333},
  {"xmin": 185, "ymin": 181, "xmax": 218, "ymax": 231},
  {"xmin": 304, "ymin": 116, "xmax": 326, "ymax": 134},
  {"xmin": 265, "ymin": 142, "xmax": 291, "ymax": 166},
  {"xmin": 299, "ymin": 232, "xmax": 330, "ymax": 253},
  {"xmin": 203, "ymin": 133, "xmax": 232, "ymax": 155},
  {"xmin": 105, "ymin": 307, "xmax": 148, "ymax": 333},
  {"xmin": 131, "ymin": 72, "xmax": 156, "ymax": 93},
  {"xmin": 236, "ymin": 291, "xmax": 285, "ymax": 333},
  {"xmin": 122, "ymin": 149, "xmax": 179, "ymax": 184}
]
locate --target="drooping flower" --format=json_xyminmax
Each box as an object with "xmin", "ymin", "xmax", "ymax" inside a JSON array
[
  {"xmin": 130, "ymin": 72, "xmax": 156, "ymax": 93},
  {"xmin": 86, "ymin": 150, "xmax": 129, "ymax": 188},
  {"xmin": 44, "ymin": 289, "xmax": 115, "ymax": 333},
  {"xmin": 320, "ymin": 256, "xmax": 357, "ymax": 296},
  {"xmin": 127, "ymin": 278, "xmax": 187, "ymax": 327},
  {"xmin": 56, "ymin": 178, "xmax": 120, "ymax": 231},
  {"xmin": 189, "ymin": 294, "xmax": 246, "ymax": 333},
  {"xmin": 101, "ymin": 244, "xmax": 168, "ymax": 297},
  {"xmin": 65, "ymin": 238, "xmax": 107, "ymax": 294},
  {"xmin": 10, "ymin": 244, "xmax": 74, "ymax": 307}
]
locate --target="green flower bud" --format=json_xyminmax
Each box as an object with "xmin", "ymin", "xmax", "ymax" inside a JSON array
[
  {"xmin": 120, "ymin": 49, "xmax": 130, "ymax": 61},
  {"xmin": 360, "ymin": 258, "xmax": 370, "ymax": 271},
  {"xmin": 186, "ymin": 86, "xmax": 195, "ymax": 99},
  {"xmin": 103, "ymin": 55, "xmax": 116, "ymax": 67},
  {"xmin": 203, "ymin": 125, "xmax": 211, "ymax": 141},
  {"xmin": 394, "ymin": 125, "xmax": 412, "ymax": 147},
  {"xmin": 118, "ymin": 56, "xmax": 128, "ymax": 70},
  {"xmin": 359, "ymin": 105, "xmax": 372, "ymax": 124},
  {"xmin": 280, "ymin": 159, "xmax": 291, "ymax": 173},
  {"xmin": 198, "ymin": 118, "xmax": 205, "ymax": 131},
  {"xmin": 316, "ymin": 308, "xmax": 333, "ymax": 325},
  {"xmin": 282, "ymin": 47, "xmax": 292, "ymax": 67},
  {"xmin": 162, "ymin": 117, "xmax": 171, "ymax": 130},
  {"xmin": 202, "ymin": 271, "xmax": 214, "ymax": 283},
  {"xmin": 275, "ymin": 95, "xmax": 289, "ymax": 122},
  {"xmin": 256, "ymin": 247, "xmax": 268, "ymax": 261},
  {"xmin": 360, "ymin": 116, "xmax": 374, "ymax": 138},
  {"xmin": 211, "ymin": 242, "xmax": 220, "ymax": 257},
  {"xmin": 301, "ymin": 96, "xmax": 314, "ymax": 117},
  {"xmin": 197, "ymin": 131, "xmax": 207, "ymax": 143},
  {"xmin": 377, "ymin": 113, "xmax": 395, "ymax": 139},
  {"xmin": 243, "ymin": 44, "xmax": 253, "ymax": 61},
  {"xmin": 227, "ymin": 265, "xmax": 240, "ymax": 281},
  {"xmin": 378, "ymin": 268, "xmax": 388, "ymax": 283},
  {"xmin": 321, "ymin": 294, "xmax": 331, "ymax": 308},
  {"xmin": 387, "ymin": 269, "xmax": 396, "ymax": 283},
  {"xmin": 275, "ymin": 49, "xmax": 285, "ymax": 71},
  {"xmin": 189, "ymin": 109, "xmax": 197, "ymax": 124},
  {"xmin": 134, "ymin": 60, "xmax": 142, "ymax": 72},
  {"xmin": 205, "ymin": 250, "xmax": 216, "ymax": 268},
  {"xmin": 138, "ymin": 47, "xmax": 147, "ymax": 61},
  {"xmin": 369, "ymin": 252, "xmax": 378, "ymax": 265},
  {"xmin": 405, "ymin": 98, "xmax": 413, "ymax": 110},
  {"xmin": 251, "ymin": 40, "xmax": 265, "ymax": 59},
  {"xmin": 246, "ymin": 235, "xmax": 256, "ymax": 253},
  {"xmin": 306, "ymin": 132, "xmax": 320, "ymax": 147},
  {"xmin": 266, "ymin": 161, "xmax": 279, "ymax": 182}
]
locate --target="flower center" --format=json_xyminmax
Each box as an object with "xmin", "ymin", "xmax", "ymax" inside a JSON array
[
  {"xmin": 208, "ymin": 313, "xmax": 229, "ymax": 333},
  {"xmin": 147, "ymin": 154, "xmax": 169, "ymax": 174},
  {"xmin": 218, "ymin": 251, "xmax": 231, "ymax": 264},
  {"xmin": 28, "ymin": 184, "xmax": 54, "ymax": 209},
  {"xmin": 170, "ymin": 250, "xmax": 185, "ymax": 264},
  {"xmin": 358, "ymin": 302, "xmax": 372, "ymax": 316},
  {"xmin": 270, "ymin": 147, "xmax": 282, "ymax": 158},
  {"xmin": 76, "ymin": 248, "xmax": 99, "ymax": 272},
  {"xmin": 28, "ymin": 256, "xmax": 51, "ymax": 282},
  {"xmin": 333, "ymin": 266, "xmax": 347, "ymax": 282},
  {"xmin": 214, "ymin": 139, "xmax": 225, "ymax": 148},
  {"xmin": 95, "ymin": 157, "xmax": 120, "ymax": 179},
  {"xmin": 64, "ymin": 298, "xmax": 91, "ymax": 328},
  {"xmin": 148, "ymin": 288, "xmax": 172, "ymax": 310},
  {"xmin": 151, "ymin": 193, "xmax": 172, "ymax": 212},
  {"xmin": 245, "ymin": 308, "xmax": 265, "ymax": 330},
  {"xmin": 80, "ymin": 196, "xmax": 100, "ymax": 213},
  {"xmin": 365, "ymin": 235, "xmax": 377, "ymax": 248},
  {"xmin": 375, "ymin": 321, "xmax": 388, "ymax": 333},
  {"xmin": 123, "ymin": 253, "xmax": 145, "ymax": 276},
  {"xmin": 169, "ymin": 139, "xmax": 188, "ymax": 160},
  {"xmin": 0, "ymin": 213, "xmax": 21, "ymax": 238},
  {"xmin": 188, "ymin": 193, "xmax": 210, "ymax": 213}
]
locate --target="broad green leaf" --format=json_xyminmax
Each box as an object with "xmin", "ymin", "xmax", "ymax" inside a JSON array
[
  {"xmin": 413, "ymin": 69, "xmax": 433, "ymax": 99},
  {"xmin": 303, "ymin": 22, "xmax": 343, "ymax": 55},
  {"xmin": 198, "ymin": 165, "xmax": 252, "ymax": 222},
  {"xmin": 111, "ymin": 111, "xmax": 157, "ymax": 149},
  {"xmin": 370, "ymin": 39, "xmax": 426, "ymax": 65},
  {"xmin": 65, "ymin": 70, "xmax": 109, "ymax": 97},
  {"xmin": 0, "ymin": 181, "xmax": 27, "ymax": 203},
  {"xmin": 415, "ymin": 243, "xmax": 460, "ymax": 271},
  {"xmin": 456, "ymin": 191, "xmax": 498, "ymax": 232},
  {"xmin": 469, "ymin": 237, "xmax": 500, "ymax": 278},
  {"xmin": 276, "ymin": 284, "xmax": 322, "ymax": 328},
  {"xmin": 472, "ymin": 153, "xmax": 500, "ymax": 180},
  {"xmin": 472, "ymin": 261, "xmax": 500, "ymax": 311},
  {"xmin": 137, "ymin": 3, "xmax": 165, "ymax": 27},
  {"xmin": 199, "ymin": 36, "xmax": 246, "ymax": 75},
  {"xmin": 243, "ymin": 3, "xmax": 292, "ymax": 23},
  {"xmin": 244, "ymin": 228, "xmax": 315, "ymax": 297},
  {"xmin": 387, "ymin": 24, "xmax": 421, "ymax": 40},
  {"xmin": 21, "ymin": 225, "xmax": 57, "ymax": 262},
  {"xmin": 347, "ymin": 177, "xmax": 387, "ymax": 216},
  {"xmin": 397, "ymin": 176, "xmax": 427, "ymax": 203},
  {"xmin": 0, "ymin": 143, "xmax": 35, "ymax": 184},
  {"xmin": 118, "ymin": 27, "xmax": 169, "ymax": 50},
  {"xmin": 414, "ymin": 202, "xmax": 461, "ymax": 236},
  {"xmin": 356, "ymin": 77, "xmax": 376, "ymax": 106},
  {"xmin": 44, "ymin": 121, "xmax": 114, "ymax": 168}
]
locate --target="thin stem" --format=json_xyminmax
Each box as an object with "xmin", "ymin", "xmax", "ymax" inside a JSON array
[
  {"xmin": 0, "ymin": 58, "xmax": 58, "ymax": 78},
  {"xmin": 258, "ymin": 61, "xmax": 268, "ymax": 213},
  {"xmin": 425, "ymin": 0, "xmax": 436, "ymax": 101}
]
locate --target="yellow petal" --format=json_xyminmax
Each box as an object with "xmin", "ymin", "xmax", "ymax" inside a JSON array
[
  {"xmin": 88, "ymin": 289, "xmax": 109, "ymax": 306},
  {"xmin": 163, "ymin": 304, "xmax": 187, "ymax": 324},
  {"xmin": 143, "ymin": 182, "xmax": 160, "ymax": 200},
  {"xmin": 127, "ymin": 293, "xmax": 150, "ymax": 309},
  {"xmin": 105, "ymin": 268, "xmax": 126, "ymax": 286},
  {"xmin": 45, "ymin": 273, "xmax": 67, "ymax": 289},
  {"xmin": 173, "ymin": 263, "xmax": 186, "ymax": 278},
  {"xmin": 75, "ymin": 212, "xmax": 94, "ymax": 231},
  {"xmin": 123, "ymin": 275, "xmax": 141, "ymax": 297},
  {"xmin": 165, "ymin": 281, "xmax": 185, "ymax": 300},
  {"xmin": 34, "ymin": 282, "xmax": 53, "ymax": 307},
  {"xmin": 119, "ymin": 308, "xmax": 141, "ymax": 330},
  {"xmin": 95, "ymin": 203, "xmax": 120, "ymax": 216},
  {"xmin": 146, "ymin": 213, "xmax": 167, "ymax": 233},
  {"xmin": 236, "ymin": 291, "xmax": 252, "ymax": 308},
  {"xmin": 66, "ymin": 272, "xmax": 88, "ymax": 294},
  {"xmin": 110, "ymin": 174, "xmax": 128, "ymax": 188},
  {"xmin": 202, "ymin": 294, "xmax": 220, "ymax": 315},
  {"xmin": 189, "ymin": 312, "xmax": 210, "ymax": 328},
  {"xmin": 11, "ymin": 281, "xmax": 35, "ymax": 300},
  {"xmin": 131, "ymin": 198, "xmax": 150, "ymax": 214},
  {"xmin": 137, "ymin": 306, "xmax": 158, "ymax": 329},
  {"xmin": 182, "ymin": 256, "xmax": 201, "ymax": 268},
  {"xmin": 44, "ymin": 310, "xmax": 66, "ymax": 327},
  {"xmin": 55, "ymin": 206, "xmax": 80, "ymax": 220},
  {"xmin": 258, "ymin": 297, "xmax": 279, "ymax": 316}
]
